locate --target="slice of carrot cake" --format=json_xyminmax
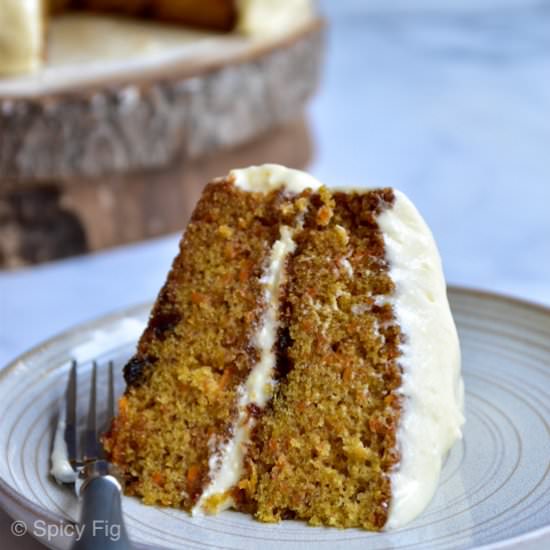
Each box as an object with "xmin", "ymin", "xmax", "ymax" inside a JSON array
[{"xmin": 103, "ymin": 164, "xmax": 464, "ymax": 531}]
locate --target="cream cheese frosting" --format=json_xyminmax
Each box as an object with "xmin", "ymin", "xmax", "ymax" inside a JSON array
[
  {"xmin": 377, "ymin": 191, "xmax": 464, "ymax": 529},
  {"xmin": 237, "ymin": 0, "xmax": 314, "ymax": 36},
  {"xmin": 231, "ymin": 164, "xmax": 322, "ymax": 194},
  {"xmin": 0, "ymin": 0, "xmax": 44, "ymax": 74},
  {"xmin": 50, "ymin": 408, "xmax": 78, "ymax": 484}
]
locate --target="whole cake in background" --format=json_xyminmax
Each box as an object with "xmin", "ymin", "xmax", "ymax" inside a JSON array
[
  {"xmin": 0, "ymin": 0, "xmax": 314, "ymax": 74},
  {"xmin": 102, "ymin": 164, "xmax": 464, "ymax": 531}
]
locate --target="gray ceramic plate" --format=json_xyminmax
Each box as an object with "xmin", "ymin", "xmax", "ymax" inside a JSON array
[{"xmin": 0, "ymin": 287, "xmax": 549, "ymax": 550}]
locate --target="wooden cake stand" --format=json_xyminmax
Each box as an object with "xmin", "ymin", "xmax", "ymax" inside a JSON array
[{"xmin": 0, "ymin": 14, "xmax": 324, "ymax": 267}]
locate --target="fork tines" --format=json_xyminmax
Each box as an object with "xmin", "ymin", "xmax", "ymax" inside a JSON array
[{"xmin": 64, "ymin": 360, "xmax": 115, "ymax": 468}]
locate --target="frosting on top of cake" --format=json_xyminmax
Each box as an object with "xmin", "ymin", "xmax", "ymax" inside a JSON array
[
  {"xmin": 231, "ymin": 164, "xmax": 322, "ymax": 194},
  {"xmin": 377, "ymin": 191, "xmax": 464, "ymax": 529},
  {"xmin": 237, "ymin": 0, "xmax": 314, "ymax": 36},
  {"xmin": 0, "ymin": 0, "xmax": 44, "ymax": 74}
]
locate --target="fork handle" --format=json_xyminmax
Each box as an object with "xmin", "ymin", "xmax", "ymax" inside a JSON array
[{"xmin": 72, "ymin": 475, "xmax": 133, "ymax": 550}]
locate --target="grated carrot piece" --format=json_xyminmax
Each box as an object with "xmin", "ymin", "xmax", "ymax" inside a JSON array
[
  {"xmin": 191, "ymin": 291, "xmax": 206, "ymax": 305},
  {"xmin": 187, "ymin": 464, "xmax": 201, "ymax": 485},
  {"xmin": 152, "ymin": 472, "xmax": 165, "ymax": 486},
  {"xmin": 118, "ymin": 396, "xmax": 128, "ymax": 416}
]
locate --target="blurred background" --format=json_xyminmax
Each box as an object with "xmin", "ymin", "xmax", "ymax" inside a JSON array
[
  {"xmin": 313, "ymin": 0, "xmax": 550, "ymax": 306},
  {"xmin": 1, "ymin": 0, "xmax": 550, "ymax": 360},
  {"xmin": 2, "ymin": 0, "xmax": 550, "ymax": 363},
  {"xmin": 1, "ymin": 1, "xmax": 550, "ymax": 547}
]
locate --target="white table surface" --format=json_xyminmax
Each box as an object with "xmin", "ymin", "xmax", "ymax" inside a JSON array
[{"xmin": 2, "ymin": 1, "xmax": 550, "ymax": 548}]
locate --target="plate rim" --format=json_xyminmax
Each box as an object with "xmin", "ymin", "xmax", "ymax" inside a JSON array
[{"xmin": 1, "ymin": 285, "xmax": 549, "ymax": 549}]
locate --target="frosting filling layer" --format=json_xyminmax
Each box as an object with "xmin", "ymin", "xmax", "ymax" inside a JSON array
[{"xmin": 194, "ymin": 224, "xmax": 299, "ymax": 513}]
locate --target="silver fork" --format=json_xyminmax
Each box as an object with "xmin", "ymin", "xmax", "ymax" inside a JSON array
[{"xmin": 58, "ymin": 360, "xmax": 133, "ymax": 549}]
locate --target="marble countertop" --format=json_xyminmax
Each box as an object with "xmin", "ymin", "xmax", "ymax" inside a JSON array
[{"xmin": 1, "ymin": 1, "xmax": 549, "ymax": 547}]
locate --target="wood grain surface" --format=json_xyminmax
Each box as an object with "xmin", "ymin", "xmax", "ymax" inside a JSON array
[
  {"xmin": 0, "ymin": 116, "xmax": 313, "ymax": 268},
  {"xmin": 0, "ymin": 20, "xmax": 323, "ymax": 182}
]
